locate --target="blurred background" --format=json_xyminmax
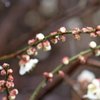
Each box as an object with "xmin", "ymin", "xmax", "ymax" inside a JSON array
[{"xmin": 0, "ymin": 0, "xmax": 100, "ymax": 100}]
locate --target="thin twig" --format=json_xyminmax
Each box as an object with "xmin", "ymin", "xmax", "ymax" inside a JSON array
[{"xmin": 30, "ymin": 46, "xmax": 100, "ymax": 100}]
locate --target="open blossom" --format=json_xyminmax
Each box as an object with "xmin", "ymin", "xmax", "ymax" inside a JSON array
[
  {"xmin": 83, "ymin": 79, "xmax": 100, "ymax": 100},
  {"xmin": 19, "ymin": 59, "xmax": 39, "ymax": 75},
  {"xmin": 77, "ymin": 70, "xmax": 95, "ymax": 89}
]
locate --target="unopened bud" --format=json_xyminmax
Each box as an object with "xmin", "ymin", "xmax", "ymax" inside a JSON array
[
  {"xmin": 62, "ymin": 57, "xmax": 69, "ymax": 65},
  {"xmin": 1, "ymin": 70, "xmax": 6, "ymax": 75},
  {"xmin": 78, "ymin": 56, "xmax": 86, "ymax": 64},
  {"xmin": 8, "ymin": 69, "xmax": 13, "ymax": 74},
  {"xmin": 89, "ymin": 41, "xmax": 97, "ymax": 49},
  {"xmin": 36, "ymin": 33, "xmax": 45, "ymax": 40},
  {"xmin": 2, "ymin": 63, "xmax": 9, "ymax": 68},
  {"xmin": 11, "ymin": 89, "xmax": 18, "ymax": 95},
  {"xmin": 58, "ymin": 27, "xmax": 67, "ymax": 34},
  {"xmin": 28, "ymin": 39, "xmax": 35, "ymax": 45},
  {"xmin": 58, "ymin": 70, "xmax": 65, "ymax": 77}
]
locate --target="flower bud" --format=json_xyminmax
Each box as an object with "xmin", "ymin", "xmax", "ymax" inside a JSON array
[
  {"xmin": 51, "ymin": 38, "xmax": 58, "ymax": 44},
  {"xmin": 74, "ymin": 34, "xmax": 80, "ymax": 40},
  {"xmin": 58, "ymin": 27, "xmax": 67, "ymax": 34},
  {"xmin": 96, "ymin": 25, "xmax": 100, "ymax": 31},
  {"xmin": 8, "ymin": 75, "xmax": 14, "ymax": 82},
  {"xmin": 89, "ymin": 41, "xmax": 97, "ymax": 49},
  {"xmin": 94, "ymin": 49, "xmax": 100, "ymax": 56},
  {"xmin": 21, "ymin": 55, "xmax": 30, "ymax": 61},
  {"xmin": 1, "ymin": 70, "xmax": 6, "ymax": 75},
  {"xmin": 90, "ymin": 32, "xmax": 97, "ymax": 38},
  {"xmin": 59, "ymin": 35, "xmax": 66, "ymax": 42},
  {"xmin": 96, "ymin": 31, "xmax": 100, "ymax": 36},
  {"xmin": 10, "ymin": 89, "xmax": 18, "ymax": 95},
  {"xmin": 62, "ymin": 57, "xmax": 69, "ymax": 65},
  {"xmin": 36, "ymin": 33, "xmax": 45, "ymax": 40},
  {"xmin": 2, "ymin": 63, "xmax": 9, "ymax": 68},
  {"xmin": 28, "ymin": 39, "xmax": 35, "ymax": 45},
  {"xmin": 82, "ymin": 28, "xmax": 88, "ymax": 33},
  {"xmin": 78, "ymin": 56, "xmax": 86, "ymax": 64},
  {"xmin": 37, "ymin": 43, "xmax": 43, "ymax": 50},
  {"xmin": 6, "ymin": 81, "xmax": 14, "ymax": 88},
  {"xmin": 8, "ymin": 69, "xmax": 13, "ymax": 74},
  {"xmin": 27, "ymin": 47, "xmax": 38, "ymax": 56},
  {"xmin": 2, "ymin": 97, "xmax": 7, "ymax": 100},
  {"xmin": 58, "ymin": 70, "xmax": 65, "ymax": 77},
  {"xmin": 0, "ymin": 80, "xmax": 5, "ymax": 86},
  {"xmin": 9, "ymin": 93, "xmax": 16, "ymax": 100}
]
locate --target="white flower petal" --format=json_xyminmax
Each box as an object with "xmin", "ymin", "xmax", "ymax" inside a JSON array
[{"xmin": 19, "ymin": 66, "xmax": 26, "ymax": 75}]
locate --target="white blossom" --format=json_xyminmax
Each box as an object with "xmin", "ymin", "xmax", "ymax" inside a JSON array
[
  {"xmin": 83, "ymin": 79, "xmax": 100, "ymax": 100},
  {"xmin": 19, "ymin": 59, "xmax": 39, "ymax": 75},
  {"xmin": 36, "ymin": 33, "xmax": 45, "ymax": 40}
]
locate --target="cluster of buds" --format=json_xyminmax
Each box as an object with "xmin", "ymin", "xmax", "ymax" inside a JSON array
[
  {"xmin": 0, "ymin": 63, "xmax": 18, "ymax": 100},
  {"xmin": 50, "ymin": 27, "xmax": 66, "ymax": 44},
  {"xmin": 19, "ymin": 54, "xmax": 39, "ymax": 75},
  {"xmin": 27, "ymin": 47, "xmax": 38, "ymax": 56},
  {"xmin": 43, "ymin": 72, "xmax": 53, "ymax": 82},
  {"xmin": 72, "ymin": 28, "xmax": 81, "ymax": 40},
  {"xmin": 89, "ymin": 41, "xmax": 100, "ymax": 56},
  {"xmin": 83, "ymin": 79, "xmax": 100, "ymax": 100},
  {"xmin": 37, "ymin": 40, "xmax": 51, "ymax": 51}
]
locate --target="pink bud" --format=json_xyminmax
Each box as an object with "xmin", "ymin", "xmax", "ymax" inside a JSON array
[
  {"xmin": 62, "ymin": 57, "xmax": 69, "ymax": 65},
  {"xmin": 10, "ymin": 89, "xmax": 18, "ymax": 95},
  {"xmin": 82, "ymin": 28, "xmax": 88, "ymax": 33},
  {"xmin": 8, "ymin": 69, "xmax": 13, "ymax": 74},
  {"xmin": 6, "ymin": 81, "xmax": 14, "ymax": 88},
  {"xmin": 78, "ymin": 56, "xmax": 86, "ymax": 64},
  {"xmin": 1, "ymin": 70, "xmax": 6, "ymax": 75},
  {"xmin": 0, "ymin": 80, "xmax": 5, "ymax": 86},
  {"xmin": 48, "ymin": 78, "xmax": 53, "ymax": 82},
  {"xmin": 2, "ymin": 63, "xmax": 9, "ymax": 68},
  {"xmin": 58, "ymin": 27, "xmax": 67, "ymax": 34},
  {"xmin": 96, "ymin": 31, "xmax": 100, "ymax": 36},
  {"xmin": 59, "ymin": 35, "xmax": 66, "ymax": 42},
  {"xmin": 86, "ymin": 27, "xmax": 93, "ymax": 30},
  {"xmin": 96, "ymin": 25, "xmax": 100, "ymax": 31},
  {"xmin": 90, "ymin": 32, "xmax": 97, "ymax": 38},
  {"xmin": 9, "ymin": 93, "xmax": 16, "ymax": 100},
  {"xmin": 21, "ymin": 55, "xmax": 30, "ymax": 61},
  {"xmin": 2, "ymin": 97, "xmax": 7, "ymax": 100},
  {"xmin": 37, "ymin": 43, "xmax": 43, "ymax": 50},
  {"xmin": 28, "ymin": 39, "xmax": 35, "ymax": 45},
  {"xmin": 58, "ymin": 70, "xmax": 65, "ymax": 77},
  {"xmin": 43, "ymin": 72, "xmax": 53, "ymax": 78},
  {"xmin": 74, "ymin": 34, "xmax": 80, "ymax": 40},
  {"xmin": 19, "ymin": 60, "xmax": 26, "ymax": 66},
  {"xmin": 51, "ymin": 38, "xmax": 58, "ymax": 44},
  {"xmin": 8, "ymin": 75, "xmax": 14, "ymax": 82},
  {"xmin": 27, "ymin": 47, "xmax": 38, "ymax": 56}
]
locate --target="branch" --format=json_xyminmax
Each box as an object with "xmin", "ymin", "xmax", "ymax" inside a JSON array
[
  {"xmin": 30, "ymin": 46, "xmax": 100, "ymax": 100},
  {"xmin": 0, "ymin": 29, "xmax": 94, "ymax": 60}
]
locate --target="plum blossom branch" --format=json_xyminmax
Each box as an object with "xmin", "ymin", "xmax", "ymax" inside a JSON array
[
  {"xmin": 30, "ymin": 44, "xmax": 100, "ymax": 100},
  {"xmin": 0, "ymin": 26, "xmax": 97, "ymax": 61}
]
